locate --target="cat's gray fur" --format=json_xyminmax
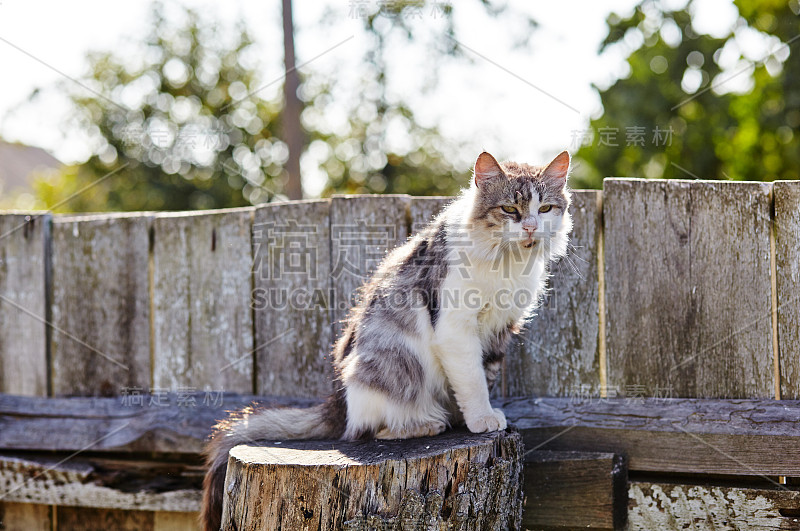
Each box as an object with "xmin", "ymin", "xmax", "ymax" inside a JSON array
[{"xmin": 201, "ymin": 151, "xmax": 572, "ymax": 530}]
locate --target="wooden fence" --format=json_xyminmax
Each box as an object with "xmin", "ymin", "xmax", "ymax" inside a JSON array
[{"xmin": 1, "ymin": 179, "xmax": 799, "ymax": 530}]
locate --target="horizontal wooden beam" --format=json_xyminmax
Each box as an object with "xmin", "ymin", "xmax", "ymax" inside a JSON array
[
  {"xmin": 628, "ymin": 481, "xmax": 800, "ymax": 530},
  {"xmin": 0, "ymin": 452, "xmax": 201, "ymax": 512},
  {"xmin": 503, "ymin": 397, "xmax": 800, "ymax": 477},
  {"xmin": 0, "ymin": 393, "xmax": 315, "ymax": 455},
  {"xmin": 3, "ymin": 394, "xmax": 800, "ymax": 478}
]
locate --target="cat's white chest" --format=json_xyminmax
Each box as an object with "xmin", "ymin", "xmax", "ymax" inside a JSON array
[{"xmin": 471, "ymin": 261, "xmax": 545, "ymax": 333}]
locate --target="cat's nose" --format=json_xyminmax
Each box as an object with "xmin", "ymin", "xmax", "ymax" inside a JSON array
[{"xmin": 522, "ymin": 220, "xmax": 537, "ymax": 233}]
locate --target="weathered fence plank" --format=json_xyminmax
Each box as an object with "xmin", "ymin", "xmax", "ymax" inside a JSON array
[
  {"xmin": 0, "ymin": 453, "xmax": 201, "ymax": 512},
  {"xmin": 409, "ymin": 196, "xmax": 451, "ymax": 233},
  {"xmin": 0, "ymin": 393, "xmax": 315, "ymax": 455},
  {"xmin": 152, "ymin": 208, "xmax": 254, "ymax": 394},
  {"xmin": 252, "ymin": 200, "xmax": 334, "ymax": 398},
  {"xmin": 50, "ymin": 214, "xmax": 152, "ymax": 397},
  {"xmin": 628, "ymin": 482, "xmax": 800, "ymax": 531},
  {"xmin": 604, "ymin": 179, "xmax": 774, "ymax": 398},
  {"xmin": 0, "ymin": 213, "xmax": 50, "ymax": 396},
  {"xmin": 0, "ymin": 502, "xmax": 52, "ymax": 531},
  {"xmin": 57, "ymin": 506, "xmax": 155, "ymax": 531},
  {"xmin": 5, "ymin": 394, "xmax": 800, "ymax": 478},
  {"xmin": 329, "ymin": 195, "xmax": 411, "ymax": 335},
  {"xmin": 507, "ymin": 190, "xmax": 602, "ymax": 397},
  {"xmin": 523, "ymin": 450, "xmax": 625, "ymax": 530},
  {"xmin": 153, "ymin": 511, "xmax": 200, "ymax": 531},
  {"xmin": 775, "ymin": 181, "xmax": 800, "ymax": 399},
  {"xmin": 502, "ymin": 396, "xmax": 800, "ymax": 476}
]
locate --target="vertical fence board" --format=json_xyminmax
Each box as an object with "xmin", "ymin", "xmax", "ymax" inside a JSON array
[
  {"xmin": 50, "ymin": 214, "xmax": 152, "ymax": 397},
  {"xmin": 0, "ymin": 213, "xmax": 50, "ymax": 396},
  {"xmin": 253, "ymin": 200, "xmax": 333, "ymax": 398},
  {"xmin": 775, "ymin": 181, "xmax": 800, "ymax": 399},
  {"xmin": 152, "ymin": 208, "xmax": 254, "ymax": 394},
  {"xmin": 329, "ymin": 195, "xmax": 411, "ymax": 336},
  {"xmin": 409, "ymin": 196, "xmax": 452, "ymax": 233},
  {"xmin": 605, "ymin": 179, "xmax": 773, "ymax": 398},
  {"xmin": 507, "ymin": 190, "xmax": 602, "ymax": 397},
  {"xmin": 0, "ymin": 502, "xmax": 52, "ymax": 531}
]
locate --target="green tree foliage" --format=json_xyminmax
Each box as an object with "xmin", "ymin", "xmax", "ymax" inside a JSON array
[
  {"xmin": 32, "ymin": 1, "xmax": 531, "ymax": 212},
  {"xmin": 574, "ymin": 0, "xmax": 800, "ymax": 187},
  {"xmin": 38, "ymin": 4, "xmax": 288, "ymax": 211}
]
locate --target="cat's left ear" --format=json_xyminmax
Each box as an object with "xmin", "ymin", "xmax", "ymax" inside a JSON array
[{"xmin": 542, "ymin": 150, "xmax": 570, "ymax": 187}]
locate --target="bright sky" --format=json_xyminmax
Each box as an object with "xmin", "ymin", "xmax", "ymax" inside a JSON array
[{"xmin": 0, "ymin": 0, "xmax": 743, "ymax": 196}]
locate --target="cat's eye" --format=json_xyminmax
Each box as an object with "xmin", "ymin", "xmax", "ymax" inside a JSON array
[
  {"xmin": 539, "ymin": 205, "xmax": 553, "ymax": 213},
  {"xmin": 500, "ymin": 205, "xmax": 518, "ymax": 214}
]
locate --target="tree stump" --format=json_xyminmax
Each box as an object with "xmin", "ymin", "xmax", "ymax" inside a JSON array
[{"xmin": 220, "ymin": 429, "xmax": 523, "ymax": 530}]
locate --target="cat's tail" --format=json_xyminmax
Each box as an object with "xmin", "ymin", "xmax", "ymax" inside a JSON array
[{"xmin": 200, "ymin": 394, "xmax": 346, "ymax": 531}]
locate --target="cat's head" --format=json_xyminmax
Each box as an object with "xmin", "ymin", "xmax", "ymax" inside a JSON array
[{"xmin": 468, "ymin": 150, "xmax": 572, "ymax": 258}]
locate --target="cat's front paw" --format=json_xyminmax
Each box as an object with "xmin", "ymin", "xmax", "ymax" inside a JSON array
[{"xmin": 465, "ymin": 408, "xmax": 507, "ymax": 433}]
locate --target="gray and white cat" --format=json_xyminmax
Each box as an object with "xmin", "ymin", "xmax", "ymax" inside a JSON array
[{"xmin": 201, "ymin": 150, "xmax": 572, "ymax": 530}]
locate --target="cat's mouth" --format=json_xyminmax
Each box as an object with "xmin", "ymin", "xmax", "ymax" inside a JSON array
[{"xmin": 522, "ymin": 238, "xmax": 537, "ymax": 249}]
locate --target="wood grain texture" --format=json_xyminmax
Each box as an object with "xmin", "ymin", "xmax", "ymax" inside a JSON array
[
  {"xmin": 0, "ymin": 393, "xmax": 316, "ymax": 455},
  {"xmin": 50, "ymin": 214, "xmax": 152, "ymax": 397},
  {"xmin": 220, "ymin": 429, "xmax": 522, "ymax": 530},
  {"xmin": 628, "ymin": 482, "xmax": 800, "ymax": 531},
  {"xmin": 775, "ymin": 181, "xmax": 800, "ymax": 399},
  {"xmin": 0, "ymin": 502, "xmax": 52, "ymax": 531},
  {"xmin": 408, "ymin": 196, "xmax": 452, "ymax": 233},
  {"xmin": 604, "ymin": 179, "xmax": 774, "ymax": 399},
  {"xmin": 0, "ymin": 453, "xmax": 201, "ymax": 511},
  {"xmin": 154, "ymin": 511, "xmax": 200, "ymax": 531},
  {"xmin": 523, "ymin": 450, "xmax": 626, "ymax": 530},
  {"xmin": 253, "ymin": 199, "xmax": 334, "ymax": 398},
  {"xmin": 57, "ymin": 506, "xmax": 155, "ymax": 531},
  {"xmin": 329, "ymin": 195, "xmax": 411, "ymax": 336},
  {"xmin": 0, "ymin": 213, "xmax": 50, "ymax": 396},
  {"xmin": 152, "ymin": 208, "xmax": 255, "ymax": 394},
  {"xmin": 508, "ymin": 190, "xmax": 603, "ymax": 398},
  {"xmin": 502, "ymin": 396, "xmax": 800, "ymax": 476}
]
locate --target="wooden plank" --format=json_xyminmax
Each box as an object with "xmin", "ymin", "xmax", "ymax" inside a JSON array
[
  {"xmin": 57, "ymin": 506, "xmax": 155, "ymax": 531},
  {"xmin": 0, "ymin": 453, "xmax": 201, "ymax": 512},
  {"xmin": 154, "ymin": 511, "xmax": 199, "ymax": 531},
  {"xmin": 50, "ymin": 214, "xmax": 152, "ymax": 397},
  {"xmin": 152, "ymin": 208, "xmax": 255, "ymax": 394},
  {"xmin": 0, "ymin": 213, "xmax": 50, "ymax": 396},
  {"xmin": 507, "ymin": 190, "xmax": 603, "ymax": 397},
  {"xmin": 523, "ymin": 450, "xmax": 626, "ymax": 530},
  {"xmin": 154, "ymin": 511, "xmax": 200, "ymax": 531},
  {"xmin": 502, "ymin": 396, "xmax": 800, "ymax": 476},
  {"xmin": 329, "ymin": 195, "xmax": 411, "ymax": 335},
  {"xmin": 4, "ymin": 394, "xmax": 800, "ymax": 478},
  {"xmin": 604, "ymin": 179, "xmax": 774, "ymax": 398},
  {"xmin": 775, "ymin": 181, "xmax": 800, "ymax": 399},
  {"xmin": 628, "ymin": 482, "xmax": 800, "ymax": 530},
  {"xmin": 408, "ymin": 196, "xmax": 451, "ymax": 233},
  {"xmin": 0, "ymin": 502, "xmax": 52, "ymax": 531},
  {"xmin": 252, "ymin": 199, "xmax": 334, "ymax": 398},
  {"xmin": 0, "ymin": 393, "xmax": 315, "ymax": 455}
]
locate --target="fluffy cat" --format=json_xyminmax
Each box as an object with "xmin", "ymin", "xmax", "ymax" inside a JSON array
[{"xmin": 201, "ymin": 150, "xmax": 572, "ymax": 530}]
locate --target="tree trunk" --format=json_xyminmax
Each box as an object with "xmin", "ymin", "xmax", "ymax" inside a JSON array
[
  {"xmin": 220, "ymin": 429, "xmax": 523, "ymax": 530},
  {"xmin": 281, "ymin": 0, "xmax": 303, "ymax": 200}
]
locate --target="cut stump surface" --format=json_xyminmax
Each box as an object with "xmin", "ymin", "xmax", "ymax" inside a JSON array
[{"xmin": 220, "ymin": 429, "xmax": 523, "ymax": 530}]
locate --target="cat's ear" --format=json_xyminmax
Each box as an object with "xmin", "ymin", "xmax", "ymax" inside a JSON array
[
  {"xmin": 542, "ymin": 150, "xmax": 570, "ymax": 187},
  {"xmin": 474, "ymin": 152, "xmax": 504, "ymax": 188}
]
